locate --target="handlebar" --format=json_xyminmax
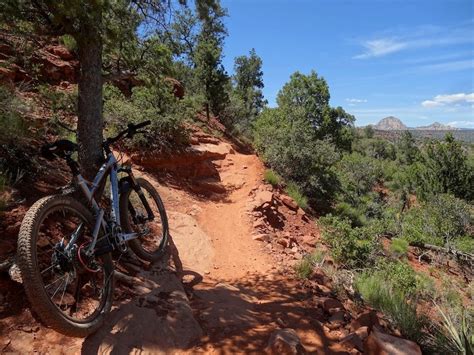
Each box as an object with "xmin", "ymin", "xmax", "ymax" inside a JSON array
[
  {"xmin": 41, "ymin": 121, "xmax": 151, "ymax": 160},
  {"xmin": 103, "ymin": 120, "xmax": 151, "ymax": 148}
]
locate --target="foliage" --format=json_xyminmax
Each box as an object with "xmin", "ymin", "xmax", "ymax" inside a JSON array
[
  {"xmin": 0, "ymin": 85, "xmax": 26, "ymax": 143},
  {"xmin": 103, "ymin": 83, "xmax": 197, "ymax": 148},
  {"xmin": 231, "ymin": 48, "xmax": 266, "ymax": 134},
  {"xmin": 332, "ymin": 152, "xmax": 386, "ymax": 225},
  {"xmin": 264, "ymin": 169, "xmax": 281, "ymax": 187},
  {"xmin": 193, "ymin": 1, "xmax": 229, "ymax": 117},
  {"xmin": 390, "ymin": 238, "xmax": 409, "ymax": 258},
  {"xmin": 401, "ymin": 194, "xmax": 473, "ymax": 248},
  {"xmin": 320, "ymin": 215, "xmax": 381, "ymax": 268},
  {"xmin": 397, "ymin": 131, "xmax": 420, "ymax": 165},
  {"xmin": 276, "ymin": 71, "xmax": 355, "ymax": 150},
  {"xmin": 60, "ymin": 34, "xmax": 77, "ymax": 52},
  {"xmin": 434, "ymin": 305, "xmax": 474, "ymax": 355},
  {"xmin": 285, "ymin": 182, "xmax": 308, "ymax": 210},
  {"xmin": 254, "ymin": 108, "xmax": 341, "ymax": 208},
  {"xmin": 417, "ymin": 134, "xmax": 474, "ymax": 201},
  {"xmin": 37, "ymin": 85, "xmax": 77, "ymax": 115},
  {"xmin": 353, "ymin": 137, "xmax": 396, "ymax": 160},
  {"xmin": 294, "ymin": 250, "xmax": 325, "ymax": 279},
  {"xmin": 355, "ymin": 270, "xmax": 428, "ymax": 345}
]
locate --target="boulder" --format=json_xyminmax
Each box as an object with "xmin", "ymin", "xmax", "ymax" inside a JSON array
[
  {"xmin": 328, "ymin": 310, "xmax": 347, "ymax": 326},
  {"xmin": 277, "ymin": 238, "xmax": 289, "ymax": 248},
  {"xmin": 311, "ymin": 268, "xmax": 331, "ymax": 286},
  {"xmin": 253, "ymin": 190, "xmax": 274, "ymax": 209},
  {"xmin": 252, "ymin": 233, "xmax": 269, "ymax": 242},
  {"xmin": 340, "ymin": 332, "xmax": 364, "ymax": 352},
  {"xmin": 280, "ymin": 195, "xmax": 298, "ymax": 210},
  {"xmin": 301, "ymin": 235, "xmax": 316, "ymax": 248},
  {"xmin": 267, "ymin": 328, "xmax": 307, "ymax": 354},
  {"xmin": 350, "ymin": 310, "xmax": 380, "ymax": 332},
  {"xmin": 321, "ymin": 297, "xmax": 343, "ymax": 313},
  {"xmin": 45, "ymin": 45, "xmax": 74, "ymax": 60},
  {"xmin": 364, "ymin": 329, "xmax": 422, "ymax": 355}
]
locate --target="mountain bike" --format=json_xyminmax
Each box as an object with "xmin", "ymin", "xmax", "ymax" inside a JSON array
[{"xmin": 17, "ymin": 121, "xmax": 169, "ymax": 337}]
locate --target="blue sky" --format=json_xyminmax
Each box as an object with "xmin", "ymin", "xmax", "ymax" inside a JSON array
[{"xmin": 220, "ymin": 0, "xmax": 474, "ymax": 128}]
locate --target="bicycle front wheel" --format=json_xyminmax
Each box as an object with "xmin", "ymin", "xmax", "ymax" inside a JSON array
[
  {"xmin": 17, "ymin": 195, "xmax": 114, "ymax": 337},
  {"xmin": 120, "ymin": 177, "xmax": 169, "ymax": 261}
]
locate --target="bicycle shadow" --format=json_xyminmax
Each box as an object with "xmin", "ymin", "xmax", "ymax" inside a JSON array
[{"xmin": 81, "ymin": 234, "xmax": 204, "ymax": 354}]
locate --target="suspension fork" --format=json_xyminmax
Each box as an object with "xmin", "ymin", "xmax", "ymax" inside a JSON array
[{"xmin": 119, "ymin": 167, "xmax": 155, "ymax": 221}]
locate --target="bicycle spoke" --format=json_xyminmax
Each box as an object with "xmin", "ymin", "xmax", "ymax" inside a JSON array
[{"xmin": 45, "ymin": 274, "xmax": 68, "ymax": 290}]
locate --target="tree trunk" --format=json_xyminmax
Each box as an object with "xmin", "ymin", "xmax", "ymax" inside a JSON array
[{"xmin": 76, "ymin": 12, "xmax": 104, "ymax": 180}]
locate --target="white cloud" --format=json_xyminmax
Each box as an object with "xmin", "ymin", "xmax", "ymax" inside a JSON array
[
  {"xmin": 354, "ymin": 39, "xmax": 406, "ymax": 59},
  {"xmin": 421, "ymin": 93, "xmax": 474, "ymax": 108},
  {"xmin": 447, "ymin": 120, "xmax": 474, "ymax": 128},
  {"xmin": 353, "ymin": 23, "xmax": 474, "ymax": 59},
  {"xmin": 346, "ymin": 98, "xmax": 368, "ymax": 104}
]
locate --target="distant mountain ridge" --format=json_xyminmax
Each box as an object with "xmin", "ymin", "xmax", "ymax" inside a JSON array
[{"xmin": 371, "ymin": 117, "xmax": 459, "ymax": 131}]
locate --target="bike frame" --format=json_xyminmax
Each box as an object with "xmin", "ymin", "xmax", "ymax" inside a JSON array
[{"xmin": 67, "ymin": 151, "xmax": 139, "ymax": 255}]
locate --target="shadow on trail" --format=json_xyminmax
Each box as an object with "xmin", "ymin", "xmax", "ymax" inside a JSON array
[
  {"xmin": 189, "ymin": 272, "xmax": 344, "ymax": 354},
  {"xmin": 81, "ymin": 234, "xmax": 205, "ymax": 354}
]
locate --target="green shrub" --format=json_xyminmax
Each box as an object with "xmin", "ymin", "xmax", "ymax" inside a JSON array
[
  {"xmin": 264, "ymin": 169, "xmax": 281, "ymax": 187},
  {"xmin": 286, "ymin": 182, "xmax": 308, "ymax": 209},
  {"xmin": 252, "ymin": 74, "xmax": 350, "ymax": 209},
  {"xmin": 434, "ymin": 305, "xmax": 474, "ymax": 355},
  {"xmin": 0, "ymin": 85, "xmax": 26, "ymax": 142},
  {"xmin": 103, "ymin": 83, "xmax": 195, "ymax": 149},
  {"xmin": 60, "ymin": 34, "xmax": 77, "ymax": 52},
  {"xmin": 319, "ymin": 215, "xmax": 380, "ymax": 268},
  {"xmin": 453, "ymin": 235, "xmax": 474, "ymax": 254},
  {"xmin": 401, "ymin": 194, "xmax": 473, "ymax": 248},
  {"xmin": 37, "ymin": 84, "xmax": 77, "ymax": 115},
  {"xmin": 294, "ymin": 258, "xmax": 312, "ymax": 279},
  {"xmin": 355, "ymin": 271, "xmax": 428, "ymax": 345},
  {"xmin": 390, "ymin": 238, "xmax": 409, "ymax": 258},
  {"xmin": 294, "ymin": 250, "xmax": 326, "ymax": 279},
  {"xmin": 418, "ymin": 134, "xmax": 474, "ymax": 201}
]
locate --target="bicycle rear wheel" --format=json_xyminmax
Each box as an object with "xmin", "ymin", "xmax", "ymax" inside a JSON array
[
  {"xmin": 120, "ymin": 177, "xmax": 169, "ymax": 261},
  {"xmin": 17, "ymin": 195, "xmax": 114, "ymax": 337}
]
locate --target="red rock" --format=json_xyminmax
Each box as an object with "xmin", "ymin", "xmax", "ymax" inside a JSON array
[
  {"xmin": 355, "ymin": 326, "xmax": 369, "ymax": 340},
  {"xmin": 254, "ymin": 190, "xmax": 274, "ymax": 209},
  {"xmin": 350, "ymin": 310, "xmax": 380, "ymax": 332},
  {"xmin": 315, "ymin": 283, "xmax": 332, "ymax": 296},
  {"xmin": 253, "ymin": 218, "xmax": 267, "ymax": 229},
  {"xmin": 322, "ymin": 297, "xmax": 343, "ymax": 313},
  {"xmin": 45, "ymin": 45, "xmax": 74, "ymax": 60},
  {"xmin": 281, "ymin": 195, "xmax": 298, "ymax": 210},
  {"xmin": 277, "ymin": 238, "xmax": 289, "ymax": 248},
  {"xmin": 340, "ymin": 333, "xmax": 364, "ymax": 352},
  {"xmin": 267, "ymin": 328, "xmax": 307, "ymax": 354},
  {"xmin": 301, "ymin": 235, "xmax": 316, "ymax": 247},
  {"xmin": 310, "ymin": 268, "xmax": 331, "ymax": 285},
  {"xmin": 0, "ymin": 67, "xmax": 15, "ymax": 83},
  {"xmin": 364, "ymin": 329, "xmax": 422, "ymax": 355},
  {"xmin": 252, "ymin": 233, "xmax": 269, "ymax": 242},
  {"xmin": 164, "ymin": 77, "xmax": 185, "ymax": 99},
  {"xmin": 329, "ymin": 310, "xmax": 347, "ymax": 325}
]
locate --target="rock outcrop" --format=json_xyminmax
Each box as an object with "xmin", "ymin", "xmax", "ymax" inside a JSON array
[
  {"xmin": 267, "ymin": 328, "xmax": 307, "ymax": 354},
  {"xmin": 364, "ymin": 328, "xmax": 422, "ymax": 355}
]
